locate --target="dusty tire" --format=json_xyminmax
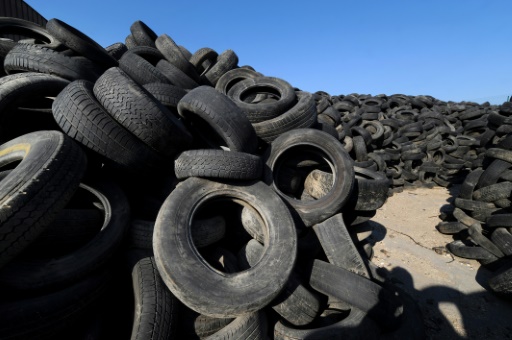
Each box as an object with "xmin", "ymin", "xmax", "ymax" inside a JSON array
[{"xmin": 153, "ymin": 177, "xmax": 297, "ymax": 317}]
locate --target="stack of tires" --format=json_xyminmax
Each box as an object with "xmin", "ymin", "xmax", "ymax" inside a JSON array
[
  {"xmin": 437, "ymin": 104, "xmax": 512, "ymax": 299},
  {"xmin": 0, "ymin": 12, "xmax": 510, "ymax": 339},
  {"xmin": 0, "ymin": 16, "xmax": 425, "ymax": 339}
]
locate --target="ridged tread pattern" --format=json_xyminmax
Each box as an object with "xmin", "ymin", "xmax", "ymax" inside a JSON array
[
  {"xmin": 52, "ymin": 79, "xmax": 167, "ymax": 173},
  {"xmin": 174, "ymin": 149, "xmax": 262, "ymax": 180},
  {"xmin": 177, "ymin": 86, "xmax": 257, "ymax": 154},
  {"xmin": 93, "ymin": 67, "xmax": 193, "ymax": 157},
  {"xmin": 4, "ymin": 43, "xmax": 102, "ymax": 81},
  {"xmin": 0, "ymin": 131, "xmax": 86, "ymax": 268},
  {"xmin": 131, "ymin": 256, "xmax": 180, "ymax": 340}
]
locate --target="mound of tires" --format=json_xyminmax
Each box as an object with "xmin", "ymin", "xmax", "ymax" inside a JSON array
[{"xmin": 0, "ymin": 13, "xmax": 509, "ymax": 339}]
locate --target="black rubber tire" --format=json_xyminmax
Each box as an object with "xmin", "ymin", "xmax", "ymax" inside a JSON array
[
  {"xmin": 274, "ymin": 307, "xmax": 380, "ymax": 340},
  {"xmin": 142, "ymin": 82, "xmax": 187, "ymax": 112},
  {"xmin": 130, "ymin": 256, "xmax": 180, "ymax": 340},
  {"xmin": 0, "ymin": 72, "xmax": 70, "ymax": 144},
  {"xmin": 458, "ymin": 168, "xmax": 484, "ymax": 199},
  {"xmin": 179, "ymin": 309, "xmax": 234, "ymax": 339},
  {"xmin": 127, "ymin": 219, "xmax": 155, "ymax": 251},
  {"xmin": 0, "ymin": 268, "xmax": 112, "ymax": 339},
  {"xmin": 0, "ymin": 180, "xmax": 130, "ymax": 291},
  {"xmin": 241, "ymin": 205, "xmax": 266, "ymax": 243},
  {"xmin": 313, "ymin": 213, "xmax": 371, "ymax": 279},
  {"xmin": 4, "ymin": 43, "xmax": 103, "ymax": 82},
  {"xmin": 228, "ymin": 76, "xmax": 297, "ymax": 123},
  {"xmin": 155, "ymin": 59, "xmax": 200, "ymax": 89},
  {"xmin": 454, "ymin": 198, "xmax": 496, "ymax": 211},
  {"xmin": 490, "ymin": 228, "xmax": 512, "ymax": 256},
  {"xmin": 488, "ymin": 261, "xmax": 512, "ymax": 298},
  {"xmin": 0, "ymin": 130, "xmax": 86, "ymax": 269},
  {"xmin": 309, "ymin": 260, "xmax": 404, "ymax": 331},
  {"xmin": 486, "ymin": 214, "xmax": 512, "ymax": 228},
  {"xmin": 46, "ymin": 18, "xmax": 117, "ymax": 69},
  {"xmin": 177, "ymin": 85, "xmax": 258, "ymax": 154},
  {"xmin": 153, "ymin": 177, "xmax": 297, "ymax": 317},
  {"xmin": 0, "ymin": 17, "xmax": 58, "ymax": 45},
  {"xmin": 238, "ymin": 239, "xmax": 322, "ymax": 326},
  {"xmin": 446, "ymin": 240, "xmax": 499, "ymax": 262},
  {"xmin": 263, "ymin": 128, "xmax": 355, "ymax": 227},
  {"xmin": 118, "ymin": 51, "xmax": 172, "ymax": 85},
  {"xmin": 202, "ymin": 49, "xmax": 238, "ymax": 86},
  {"xmin": 191, "ymin": 216, "xmax": 227, "ymax": 249},
  {"xmin": 155, "ymin": 33, "xmax": 200, "ymax": 82},
  {"xmin": 130, "ymin": 20, "xmax": 158, "ymax": 48},
  {"xmin": 468, "ymin": 223, "xmax": 504, "ymax": 258},
  {"xmin": 205, "ymin": 310, "xmax": 267, "ymax": 340},
  {"xmin": 189, "ymin": 47, "xmax": 218, "ymax": 75},
  {"xmin": 93, "ymin": 67, "xmax": 193, "ymax": 157},
  {"xmin": 435, "ymin": 221, "xmax": 467, "ymax": 235},
  {"xmin": 105, "ymin": 42, "xmax": 128, "ymax": 60},
  {"xmin": 472, "ymin": 182, "xmax": 512, "ymax": 202},
  {"xmin": 52, "ymin": 79, "xmax": 168, "ymax": 173},
  {"xmin": 348, "ymin": 166, "xmax": 390, "ymax": 211},
  {"xmin": 215, "ymin": 67, "xmax": 263, "ymax": 95},
  {"xmin": 252, "ymin": 91, "xmax": 318, "ymax": 143},
  {"xmin": 174, "ymin": 149, "xmax": 262, "ymax": 180}
]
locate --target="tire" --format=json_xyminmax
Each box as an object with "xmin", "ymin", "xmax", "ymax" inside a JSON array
[
  {"xmin": 488, "ymin": 261, "xmax": 512, "ymax": 298},
  {"xmin": 0, "ymin": 130, "xmax": 86, "ymax": 269},
  {"xmin": 472, "ymin": 182, "xmax": 512, "ymax": 202},
  {"xmin": 435, "ymin": 221, "xmax": 467, "ymax": 235},
  {"xmin": 309, "ymin": 260, "xmax": 404, "ymax": 331},
  {"xmin": 490, "ymin": 228, "xmax": 512, "ymax": 256},
  {"xmin": 46, "ymin": 18, "xmax": 117, "ymax": 69},
  {"xmin": 105, "ymin": 42, "xmax": 128, "ymax": 60},
  {"xmin": 177, "ymin": 85, "xmax": 258, "ymax": 154},
  {"xmin": 130, "ymin": 20, "xmax": 158, "ymax": 48},
  {"xmin": 274, "ymin": 307, "xmax": 380, "ymax": 340},
  {"xmin": 252, "ymin": 91, "xmax": 318, "ymax": 143},
  {"xmin": 52, "ymin": 79, "xmax": 168, "ymax": 173},
  {"xmin": 446, "ymin": 240, "xmax": 499, "ymax": 262},
  {"xmin": 4, "ymin": 43, "xmax": 103, "ymax": 82},
  {"xmin": 215, "ymin": 67, "xmax": 263, "ymax": 95},
  {"xmin": 0, "ymin": 72, "xmax": 70, "ymax": 144},
  {"xmin": 263, "ymin": 128, "xmax": 355, "ymax": 227},
  {"xmin": 119, "ymin": 51, "xmax": 172, "ymax": 85},
  {"xmin": 93, "ymin": 67, "xmax": 193, "ymax": 157},
  {"xmin": 468, "ymin": 223, "xmax": 504, "ymax": 258},
  {"xmin": 179, "ymin": 309, "xmax": 234, "ymax": 339},
  {"xmin": 191, "ymin": 215, "xmax": 226, "ymax": 248},
  {"xmin": 142, "ymin": 82, "xmax": 187, "ymax": 112},
  {"xmin": 153, "ymin": 177, "xmax": 297, "ymax": 317},
  {"xmin": 127, "ymin": 219, "xmax": 155, "ymax": 251},
  {"xmin": 241, "ymin": 206, "xmax": 265, "ymax": 243},
  {"xmin": 174, "ymin": 149, "xmax": 262, "ymax": 180},
  {"xmin": 155, "ymin": 33, "xmax": 200, "ymax": 81},
  {"xmin": 205, "ymin": 310, "xmax": 267, "ymax": 340},
  {"xmin": 130, "ymin": 257, "xmax": 180, "ymax": 340},
  {"xmin": 228, "ymin": 76, "xmax": 297, "ymax": 123},
  {"xmin": 313, "ymin": 213, "xmax": 371, "ymax": 279},
  {"xmin": 202, "ymin": 49, "xmax": 238, "ymax": 86},
  {"xmin": 238, "ymin": 239, "xmax": 322, "ymax": 326},
  {"xmin": 156, "ymin": 59, "xmax": 200, "ymax": 89},
  {"xmin": 0, "ymin": 180, "xmax": 130, "ymax": 291},
  {"xmin": 189, "ymin": 47, "xmax": 218, "ymax": 75},
  {"xmin": 346, "ymin": 166, "xmax": 390, "ymax": 211},
  {"xmin": 458, "ymin": 168, "xmax": 484, "ymax": 199},
  {"xmin": 0, "ymin": 17, "xmax": 57, "ymax": 44},
  {"xmin": 486, "ymin": 214, "xmax": 512, "ymax": 228}
]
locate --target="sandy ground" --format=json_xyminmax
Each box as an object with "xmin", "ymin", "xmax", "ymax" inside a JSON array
[{"xmin": 362, "ymin": 185, "xmax": 512, "ymax": 339}]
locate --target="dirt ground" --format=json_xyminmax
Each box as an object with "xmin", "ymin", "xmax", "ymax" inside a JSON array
[{"xmin": 362, "ymin": 185, "xmax": 512, "ymax": 339}]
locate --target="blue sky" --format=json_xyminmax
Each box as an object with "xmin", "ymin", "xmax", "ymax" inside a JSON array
[{"xmin": 26, "ymin": 1, "xmax": 511, "ymax": 104}]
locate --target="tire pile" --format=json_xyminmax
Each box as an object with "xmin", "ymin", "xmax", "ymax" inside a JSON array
[{"xmin": 0, "ymin": 15, "xmax": 509, "ymax": 339}]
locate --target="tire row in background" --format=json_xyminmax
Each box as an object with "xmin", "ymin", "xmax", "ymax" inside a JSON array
[{"xmin": 0, "ymin": 14, "xmax": 508, "ymax": 339}]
